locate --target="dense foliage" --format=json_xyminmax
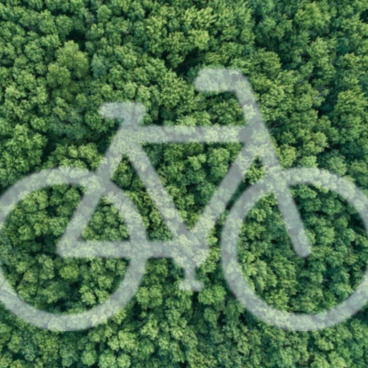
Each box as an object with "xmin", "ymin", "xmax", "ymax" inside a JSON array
[{"xmin": 1, "ymin": 0, "xmax": 368, "ymax": 367}]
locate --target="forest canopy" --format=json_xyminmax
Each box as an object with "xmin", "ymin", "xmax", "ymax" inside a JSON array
[{"xmin": 1, "ymin": 0, "xmax": 368, "ymax": 367}]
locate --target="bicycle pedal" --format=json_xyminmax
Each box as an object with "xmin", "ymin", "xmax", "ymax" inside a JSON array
[{"xmin": 179, "ymin": 279, "xmax": 204, "ymax": 292}]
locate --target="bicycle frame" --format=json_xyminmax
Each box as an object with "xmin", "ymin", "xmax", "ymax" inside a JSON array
[{"xmin": 57, "ymin": 69, "xmax": 311, "ymax": 290}]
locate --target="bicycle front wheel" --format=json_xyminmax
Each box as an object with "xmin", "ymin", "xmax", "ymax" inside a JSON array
[{"xmin": 221, "ymin": 168, "xmax": 368, "ymax": 331}]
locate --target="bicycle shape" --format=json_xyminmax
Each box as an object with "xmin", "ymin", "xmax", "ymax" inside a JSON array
[{"xmin": 1, "ymin": 68, "xmax": 368, "ymax": 331}]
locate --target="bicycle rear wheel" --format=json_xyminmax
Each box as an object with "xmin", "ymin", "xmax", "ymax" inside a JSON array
[
  {"xmin": 221, "ymin": 168, "xmax": 368, "ymax": 331},
  {"xmin": 0, "ymin": 168, "xmax": 147, "ymax": 331}
]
